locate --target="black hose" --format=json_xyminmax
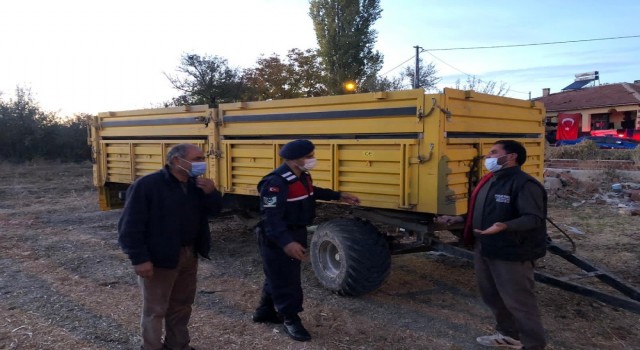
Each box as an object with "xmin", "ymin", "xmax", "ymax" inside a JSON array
[{"xmin": 546, "ymin": 217, "xmax": 576, "ymax": 253}]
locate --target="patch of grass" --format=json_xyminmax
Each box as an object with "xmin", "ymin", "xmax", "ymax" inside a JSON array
[{"xmin": 632, "ymin": 147, "xmax": 640, "ymax": 165}]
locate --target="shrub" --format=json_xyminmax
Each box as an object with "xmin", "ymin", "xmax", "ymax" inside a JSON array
[{"xmin": 546, "ymin": 140, "xmax": 638, "ymax": 164}]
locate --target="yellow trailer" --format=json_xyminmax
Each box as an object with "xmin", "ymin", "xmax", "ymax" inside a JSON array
[
  {"xmin": 90, "ymin": 88, "xmax": 544, "ymax": 212},
  {"xmin": 89, "ymin": 88, "xmax": 545, "ymax": 295}
]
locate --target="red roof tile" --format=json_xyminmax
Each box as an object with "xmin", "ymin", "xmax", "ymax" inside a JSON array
[{"xmin": 534, "ymin": 83, "xmax": 640, "ymax": 112}]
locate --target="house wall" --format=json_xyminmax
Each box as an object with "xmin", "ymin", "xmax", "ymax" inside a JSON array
[{"xmin": 546, "ymin": 107, "xmax": 639, "ymax": 134}]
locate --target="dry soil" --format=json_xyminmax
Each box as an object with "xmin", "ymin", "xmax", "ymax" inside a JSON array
[{"xmin": 0, "ymin": 162, "xmax": 639, "ymax": 350}]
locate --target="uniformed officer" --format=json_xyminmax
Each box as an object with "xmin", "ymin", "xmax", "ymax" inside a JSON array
[{"xmin": 252, "ymin": 139, "xmax": 360, "ymax": 342}]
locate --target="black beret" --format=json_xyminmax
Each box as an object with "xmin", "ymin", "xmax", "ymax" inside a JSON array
[{"xmin": 279, "ymin": 140, "xmax": 315, "ymax": 160}]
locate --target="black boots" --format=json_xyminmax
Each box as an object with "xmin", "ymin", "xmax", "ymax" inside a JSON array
[
  {"xmin": 283, "ymin": 314, "xmax": 311, "ymax": 342},
  {"xmin": 253, "ymin": 295, "xmax": 311, "ymax": 341},
  {"xmin": 252, "ymin": 294, "xmax": 283, "ymax": 324}
]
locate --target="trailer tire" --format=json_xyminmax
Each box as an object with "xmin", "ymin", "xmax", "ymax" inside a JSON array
[{"xmin": 310, "ymin": 218, "xmax": 391, "ymax": 296}]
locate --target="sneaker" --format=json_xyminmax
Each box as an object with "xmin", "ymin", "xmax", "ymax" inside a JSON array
[{"xmin": 476, "ymin": 333, "xmax": 522, "ymax": 348}]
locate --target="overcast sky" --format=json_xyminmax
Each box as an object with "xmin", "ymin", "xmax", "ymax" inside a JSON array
[{"xmin": 1, "ymin": 0, "xmax": 638, "ymax": 117}]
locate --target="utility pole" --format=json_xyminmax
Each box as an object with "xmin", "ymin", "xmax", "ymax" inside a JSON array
[{"xmin": 413, "ymin": 45, "xmax": 421, "ymax": 89}]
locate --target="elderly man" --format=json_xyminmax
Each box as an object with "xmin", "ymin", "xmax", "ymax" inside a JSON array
[
  {"xmin": 252, "ymin": 139, "xmax": 360, "ymax": 342},
  {"xmin": 118, "ymin": 143, "xmax": 222, "ymax": 350}
]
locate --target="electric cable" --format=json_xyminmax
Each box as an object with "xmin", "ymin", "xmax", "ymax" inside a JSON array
[
  {"xmin": 422, "ymin": 50, "xmax": 530, "ymax": 95},
  {"xmin": 422, "ymin": 34, "xmax": 640, "ymax": 52},
  {"xmin": 381, "ymin": 34, "xmax": 639, "ymax": 94},
  {"xmin": 380, "ymin": 55, "xmax": 415, "ymax": 77},
  {"xmin": 546, "ymin": 217, "xmax": 576, "ymax": 253}
]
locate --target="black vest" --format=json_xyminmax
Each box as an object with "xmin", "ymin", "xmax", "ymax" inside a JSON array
[{"xmin": 479, "ymin": 167, "xmax": 548, "ymax": 261}]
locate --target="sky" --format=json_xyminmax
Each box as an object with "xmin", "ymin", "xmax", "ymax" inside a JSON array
[{"xmin": 1, "ymin": 0, "xmax": 639, "ymax": 117}]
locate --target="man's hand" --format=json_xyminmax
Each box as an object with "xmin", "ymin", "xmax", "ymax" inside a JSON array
[
  {"xmin": 474, "ymin": 222, "xmax": 507, "ymax": 235},
  {"xmin": 283, "ymin": 242, "xmax": 309, "ymax": 262},
  {"xmin": 134, "ymin": 261, "xmax": 154, "ymax": 278},
  {"xmin": 434, "ymin": 215, "xmax": 464, "ymax": 225},
  {"xmin": 195, "ymin": 178, "xmax": 217, "ymax": 194},
  {"xmin": 339, "ymin": 192, "xmax": 360, "ymax": 205}
]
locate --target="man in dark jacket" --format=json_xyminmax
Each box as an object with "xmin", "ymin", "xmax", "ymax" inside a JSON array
[
  {"xmin": 118, "ymin": 143, "xmax": 222, "ymax": 350},
  {"xmin": 252, "ymin": 139, "xmax": 360, "ymax": 342},
  {"xmin": 437, "ymin": 140, "xmax": 547, "ymax": 350}
]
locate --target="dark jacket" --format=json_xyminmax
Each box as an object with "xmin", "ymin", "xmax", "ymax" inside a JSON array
[
  {"xmin": 118, "ymin": 166, "xmax": 222, "ymax": 268},
  {"xmin": 258, "ymin": 163, "xmax": 340, "ymax": 248},
  {"xmin": 474, "ymin": 166, "xmax": 547, "ymax": 261}
]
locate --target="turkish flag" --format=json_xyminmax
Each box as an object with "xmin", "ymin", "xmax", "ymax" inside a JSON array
[{"xmin": 556, "ymin": 113, "xmax": 581, "ymax": 140}]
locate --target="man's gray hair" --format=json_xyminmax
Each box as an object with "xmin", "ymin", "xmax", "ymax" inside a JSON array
[{"xmin": 166, "ymin": 143, "xmax": 196, "ymax": 164}]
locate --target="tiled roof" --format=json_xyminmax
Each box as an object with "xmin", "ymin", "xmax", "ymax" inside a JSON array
[{"xmin": 534, "ymin": 83, "xmax": 640, "ymax": 112}]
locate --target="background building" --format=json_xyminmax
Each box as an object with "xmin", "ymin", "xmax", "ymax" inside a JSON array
[{"xmin": 535, "ymin": 80, "xmax": 640, "ymax": 143}]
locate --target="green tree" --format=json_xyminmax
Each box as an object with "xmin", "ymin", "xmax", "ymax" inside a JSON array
[
  {"xmin": 243, "ymin": 54, "xmax": 293, "ymax": 101},
  {"xmin": 359, "ymin": 74, "xmax": 403, "ymax": 92},
  {"xmin": 309, "ymin": 0, "xmax": 383, "ymax": 94},
  {"xmin": 43, "ymin": 114, "xmax": 91, "ymax": 161},
  {"xmin": 0, "ymin": 87, "xmax": 46, "ymax": 160},
  {"xmin": 401, "ymin": 59, "xmax": 440, "ymax": 91},
  {"xmin": 164, "ymin": 53, "xmax": 244, "ymax": 106},
  {"xmin": 242, "ymin": 48, "xmax": 327, "ymax": 101},
  {"xmin": 0, "ymin": 86, "xmax": 90, "ymax": 162},
  {"xmin": 286, "ymin": 48, "xmax": 328, "ymax": 97}
]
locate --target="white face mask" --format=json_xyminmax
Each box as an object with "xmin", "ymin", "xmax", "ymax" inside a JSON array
[
  {"xmin": 484, "ymin": 155, "xmax": 506, "ymax": 172},
  {"xmin": 299, "ymin": 158, "xmax": 317, "ymax": 171}
]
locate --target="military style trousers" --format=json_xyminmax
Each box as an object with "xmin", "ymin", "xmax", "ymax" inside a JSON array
[
  {"xmin": 139, "ymin": 246, "xmax": 198, "ymax": 350},
  {"xmin": 258, "ymin": 227, "xmax": 307, "ymax": 316}
]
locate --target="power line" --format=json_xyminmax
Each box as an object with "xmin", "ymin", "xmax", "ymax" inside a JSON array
[
  {"xmin": 408, "ymin": 49, "xmax": 530, "ymax": 95},
  {"xmin": 383, "ymin": 34, "xmax": 639, "ymax": 76},
  {"xmin": 382, "ymin": 35, "xmax": 639, "ymax": 94},
  {"xmin": 382, "ymin": 35, "xmax": 639, "ymax": 95},
  {"xmin": 422, "ymin": 50, "xmax": 471, "ymax": 77},
  {"xmin": 422, "ymin": 34, "xmax": 640, "ymax": 51},
  {"xmin": 380, "ymin": 55, "xmax": 415, "ymax": 76},
  {"xmin": 383, "ymin": 50, "xmax": 527, "ymax": 94}
]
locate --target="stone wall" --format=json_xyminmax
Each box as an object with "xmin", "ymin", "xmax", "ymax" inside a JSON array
[{"xmin": 545, "ymin": 159, "xmax": 640, "ymax": 171}]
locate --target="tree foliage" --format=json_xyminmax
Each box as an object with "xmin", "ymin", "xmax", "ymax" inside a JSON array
[
  {"xmin": 286, "ymin": 48, "xmax": 329, "ymax": 97},
  {"xmin": 164, "ymin": 54, "xmax": 244, "ymax": 106},
  {"xmin": 309, "ymin": 0, "xmax": 383, "ymax": 94},
  {"xmin": 401, "ymin": 58, "xmax": 440, "ymax": 91},
  {"xmin": 242, "ymin": 49, "xmax": 328, "ymax": 101},
  {"xmin": 359, "ymin": 74, "xmax": 404, "ymax": 92},
  {"xmin": 454, "ymin": 75, "xmax": 510, "ymax": 96},
  {"xmin": 0, "ymin": 87, "xmax": 90, "ymax": 162}
]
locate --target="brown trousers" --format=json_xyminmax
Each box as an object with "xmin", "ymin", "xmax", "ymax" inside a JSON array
[
  {"xmin": 139, "ymin": 246, "xmax": 198, "ymax": 350},
  {"xmin": 474, "ymin": 243, "xmax": 546, "ymax": 349}
]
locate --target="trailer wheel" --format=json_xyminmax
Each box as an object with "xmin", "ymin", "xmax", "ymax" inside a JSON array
[{"xmin": 310, "ymin": 218, "xmax": 391, "ymax": 296}]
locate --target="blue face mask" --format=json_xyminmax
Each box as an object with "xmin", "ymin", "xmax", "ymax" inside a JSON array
[
  {"xmin": 189, "ymin": 162, "xmax": 207, "ymax": 177},
  {"xmin": 179, "ymin": 158, "xmax": 207, "ymax": 177}
]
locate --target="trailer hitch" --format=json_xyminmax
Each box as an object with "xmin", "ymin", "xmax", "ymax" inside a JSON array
[
  {"xmin": 429, "ymin": 239, "xmax": 640, "ymax": 314},
  {"xmin": 537, "ymin": 242, "xmax": 640, "ymax": 314}
]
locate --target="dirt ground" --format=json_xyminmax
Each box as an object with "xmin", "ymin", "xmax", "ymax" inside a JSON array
[{"xmin": 1, "ymin": 162, "xmax": 639, "ymax": 350}]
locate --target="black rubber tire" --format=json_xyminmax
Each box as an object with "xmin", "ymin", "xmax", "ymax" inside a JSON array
[{"xmin": 310, "ymin": 218, "xmax": 391, "ymax": 296}]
